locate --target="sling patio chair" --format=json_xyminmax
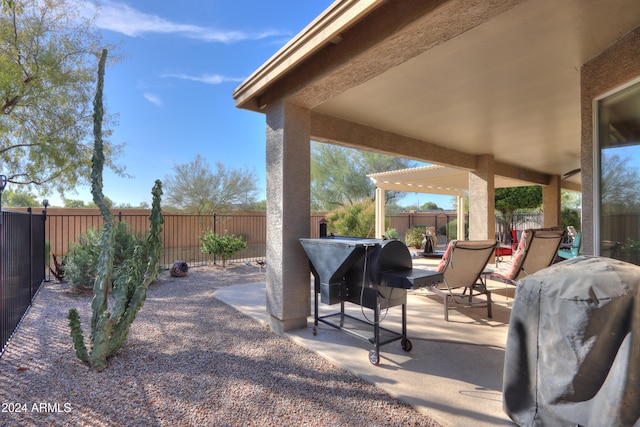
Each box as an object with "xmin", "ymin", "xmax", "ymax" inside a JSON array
[
  {"xmin": 488, "ymin": 227, "xmax": 565, "ymax": 286},
  {"xmin": 557, "ymin": 231, "xmax": 582, "ymax": 260},
  {"xmin": 429, "ymin": 239, "xmax": 498, "ymax": 321}
]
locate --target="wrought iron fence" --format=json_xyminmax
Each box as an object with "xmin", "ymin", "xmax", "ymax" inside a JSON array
[{"xmin": 1, "ymin": 209, "xmax": 46, "ymax": 355}]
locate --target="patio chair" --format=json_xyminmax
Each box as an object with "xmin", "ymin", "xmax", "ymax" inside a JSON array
[
  {"xmin": 429, "ymin": 239, "xmax": 498, "ymax": 321},
  {"xmin": 557, "ymin": 231, "xmax": 582, "ymax": 260},
  {"xmin": 495, "ymin": 229, "xmax": 519, "ymax": 267},
  {"xmin": 488, "ymin": 227, "xmax": 565, "ymax": 286}
]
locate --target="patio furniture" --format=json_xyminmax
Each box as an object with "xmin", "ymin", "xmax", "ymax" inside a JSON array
[
  {"xmin": 488, "ymin": 227, "xmax": 565, "ymax": 286},
  {"xmin": 559, "ymin": 225, "xmax": 578, "ymax": 249},
  {"xmin": 429, "ymin": 239, "xmax": 498, "ymax": 321},
  {"xmin": 557, "ymin": 232, "xmax": 582, "ymax": 260},
  {"xmin": 495, "ymin": 229, "xmax": 519, "ymax": 267}
]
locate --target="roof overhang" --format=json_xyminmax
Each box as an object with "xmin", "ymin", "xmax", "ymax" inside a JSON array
[
  {"xmin": 233, "ymin": 0, "xmax": 382, "ymax": 111},
  {"xmin": 233, "ymin": 0, "xmax": 640, "ymax": 191}
]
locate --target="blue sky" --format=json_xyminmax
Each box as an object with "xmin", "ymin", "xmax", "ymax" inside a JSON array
[{"xmin": 53, "ymin": 0, "xmax": 453, "ymax": 210}]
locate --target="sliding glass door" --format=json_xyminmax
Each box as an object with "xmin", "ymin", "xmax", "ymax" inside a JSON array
[{"xmin": 596, "ymin": 80, "xmax": 640, "ymax": 265}]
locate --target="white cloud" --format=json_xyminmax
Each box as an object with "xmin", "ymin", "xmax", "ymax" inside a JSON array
[
  {"xmin": 160, "ymin": 73, "xmax": 245, "ymax": 85},
  {"xmin": 143, "ymin": 93, "xmax": 162, "ymax": 106},
  {"xmin": 83, "ymin": 1, "xmax": 288, "ymax": 43}
]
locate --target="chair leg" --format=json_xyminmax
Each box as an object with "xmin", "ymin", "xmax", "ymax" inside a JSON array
[
  {"xmin": 443, "ymin": 295, "xmax": 449, "ymax": 321},
  {"xmin": 486, "ymin": 290, "xmax": 492, "ymax": 319}
]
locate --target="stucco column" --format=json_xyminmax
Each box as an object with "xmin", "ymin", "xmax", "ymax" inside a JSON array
[
  {"xmin": 543, "ymin": 175, "xmax": 561, "ymax": 228},
  {"xmin": 375, "ymin": 187, "xmax": 385, "ymax": 239},
  {"xmin": 469, "ymin": 155, "xmax": 496, "ymax": 240},
  {"xmin": 265, "ymin": 101, "xmax": 311, "ymax": 335}
]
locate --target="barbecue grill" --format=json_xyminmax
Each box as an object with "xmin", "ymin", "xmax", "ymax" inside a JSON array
[{"xmin": 299, "ymin": 236, "xmax": 443, "ymax": 365}]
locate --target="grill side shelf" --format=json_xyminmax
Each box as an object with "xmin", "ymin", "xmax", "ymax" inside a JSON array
[{"xmin": 380, "ymin": 269, "xmax": 443, "ymax": 289}]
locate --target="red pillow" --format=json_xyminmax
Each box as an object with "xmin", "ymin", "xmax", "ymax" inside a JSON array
[{"xmin": 437, "ymin": 241, "xmax": 455, "ymax": 272}]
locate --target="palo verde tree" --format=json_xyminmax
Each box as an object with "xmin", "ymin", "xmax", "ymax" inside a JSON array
[
  {"xmin": 311, "ymin": 142, "xmax": 413, "ymax": 211},
  {"xmin": 0, "ymin": 0, "xmax": 124, "ymax": 196},
  {"xmin": 163, "ymin": 154, "xmax": 258, "ymax": 214},
  {"xmin": 67, "ymin": 49, "xmax": 163, "ymax": 371}
]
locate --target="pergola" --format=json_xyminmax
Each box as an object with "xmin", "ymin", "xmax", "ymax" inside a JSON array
[{"xmin": 368, "ymin": 164, "xmax": 544, "ymax": 240}]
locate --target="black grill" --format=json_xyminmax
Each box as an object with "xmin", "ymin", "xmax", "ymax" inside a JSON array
[{"xmin": 300, "ymin": 236, "xmax": 442, "ymax": 365}]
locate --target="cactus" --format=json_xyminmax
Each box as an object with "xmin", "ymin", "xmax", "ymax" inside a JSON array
[{"xmin": 68, "ymin": 49, "xmax": 164, "ymax": 371}]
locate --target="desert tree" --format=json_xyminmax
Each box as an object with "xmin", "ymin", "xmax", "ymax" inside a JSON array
[
  {"xmin": 0, "ymin": 0, "xmax": 124, "ymax": 196},
  {"xmin": 163, "ymin": 154, "xmax": 258, "ymax": 214},
  {"xmin": 311, "ymin": 142, "xmax": 413, "ymax": 210}
]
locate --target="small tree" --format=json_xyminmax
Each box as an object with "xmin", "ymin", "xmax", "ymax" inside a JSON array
[
  {"xmin": 405, "ymin": 226, "xmax": 425, "ymax": 248},
  {"xmin": 495, "ymin": 186, "xmax": 542, "ymax": 240},
  {"xmin": 200, "ymin": 230, "xmax": 247, "ymax": 268}
]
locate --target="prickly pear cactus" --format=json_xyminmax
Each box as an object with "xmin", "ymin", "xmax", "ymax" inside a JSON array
[{"xmin": 68, "ymin": 49, "xmax": 164, "ymax": 371}]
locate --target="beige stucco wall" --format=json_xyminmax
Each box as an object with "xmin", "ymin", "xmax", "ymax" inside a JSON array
[{"xmin": 581, "ymin": 26, "xmax": 640, "ymax": 255}]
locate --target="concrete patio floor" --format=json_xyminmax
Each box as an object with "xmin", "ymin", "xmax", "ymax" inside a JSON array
[{"xmin": 215, "ymin": 257, "xmax": 516, "ymax": 427}]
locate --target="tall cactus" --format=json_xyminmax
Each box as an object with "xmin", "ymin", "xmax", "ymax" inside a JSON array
[{"xmin": 68, "ymin": 49, "xmax": 164, "ymax": 371}]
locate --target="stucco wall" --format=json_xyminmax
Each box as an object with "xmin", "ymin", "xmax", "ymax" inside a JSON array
[{"xmin": 581, "ymin": 26, "xmax": 640, "ymax": 255}]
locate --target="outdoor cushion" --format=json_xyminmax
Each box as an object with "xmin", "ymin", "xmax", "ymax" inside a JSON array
[
  {"xmin": 557, "ymin": 232, "xmax": 582, "ymax": 260},
  {"xmin": 436, "ymin": 241, "xmax": 454, "ymax": 272},
  {"xmin": 502, "ymin": 226, "xmax": 551, "ymax": 279}
]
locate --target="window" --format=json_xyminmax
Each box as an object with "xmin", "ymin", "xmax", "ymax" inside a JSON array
[{"xmin": 596, "ymin": 80, "xmax": 640, "ymax": 265}]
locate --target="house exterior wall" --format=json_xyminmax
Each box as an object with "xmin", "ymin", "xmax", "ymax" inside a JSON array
[{"xmin": 581, "ymin": 26, "xmax": 640, "ymax": 255}]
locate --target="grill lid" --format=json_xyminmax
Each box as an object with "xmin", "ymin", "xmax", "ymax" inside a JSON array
[
  {"xmin": 299, "ymin": 237, "xmax": 378, "ymax": 285},
  {"xmin": 300, "ymin": 237, "xmax": 440, "ymax": 289}
]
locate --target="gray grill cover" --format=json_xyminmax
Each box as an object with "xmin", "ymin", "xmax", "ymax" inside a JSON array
[{"xmin": 503, "ymin": 256, "xmax": 640, "ymax": 426}]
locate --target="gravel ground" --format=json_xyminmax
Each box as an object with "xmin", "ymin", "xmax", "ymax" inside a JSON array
[{"xmin": 0, "ymin": 263, "xmax": 441, "ymax": 427}]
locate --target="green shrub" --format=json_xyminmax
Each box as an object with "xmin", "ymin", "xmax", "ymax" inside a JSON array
[
  {"xmin": 446, "ymin": 219, "xmax": 468, "ymax": 240},
  {"xmin": 64, "ymin": 222, "xmax": 150, "ymax": 288},
  {"xmin": 200, "ymin": 230, "xmax": 247, "ymax": 267},
  {"xmin": 326, "ymin": 199, "xmax": 376, "ymax": 238},
  {"xmin": 405, "ymin": 226, "xmax": 425, "ymax": 248},
  {"xmin": 561, "ymin": 208, "xmax": 581, "ymax": 232},
  {"xmin": 384, "ymin": 228, "xmax": 397, "ymax": 239}
]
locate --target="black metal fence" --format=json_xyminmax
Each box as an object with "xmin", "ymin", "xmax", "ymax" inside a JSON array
[{"xmin": 1, "ymin": 209, "xmax": 46, "ymax": 355}]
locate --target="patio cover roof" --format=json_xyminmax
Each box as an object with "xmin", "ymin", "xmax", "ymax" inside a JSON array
[
  {"xmin": 234, "ymin": 0, "xmax": 638, "ymax": 191},
  {"xmin": 368, "ymin": 164, "xmax": 536, "ymax": 197}
]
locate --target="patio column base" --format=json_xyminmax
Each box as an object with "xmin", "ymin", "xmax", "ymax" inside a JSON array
[{"xmin": 269, "ymin": 315, "xmax": 308, "ymax": 336}]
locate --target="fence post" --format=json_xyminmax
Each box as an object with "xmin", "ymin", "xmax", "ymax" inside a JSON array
[
  {"xmin": 43, "ymin": 207, "xmax": 49, "ymax": 282},
  {"xmin": 28, "ymin": 208, "xmax": 33, "ymax": 300},
  {"xmin": 213, "ymin": 213, "xmax": 217, "ymax": 265}
]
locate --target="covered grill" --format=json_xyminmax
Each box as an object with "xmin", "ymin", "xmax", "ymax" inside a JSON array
[{"xmin": 299, "ymin": 236, "xmax": 443, "ymax": 365}]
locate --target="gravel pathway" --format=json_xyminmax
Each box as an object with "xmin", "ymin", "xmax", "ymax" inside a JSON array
[{"xmin": 0, "ymin": 263, "xmax": 440, "ymax": 426}]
